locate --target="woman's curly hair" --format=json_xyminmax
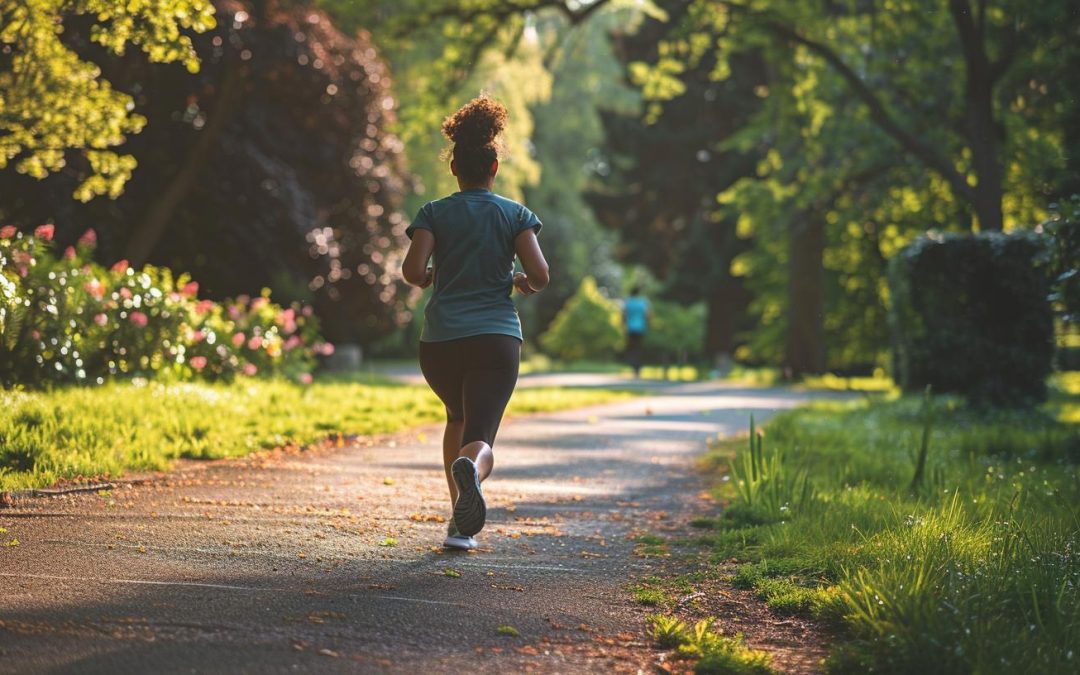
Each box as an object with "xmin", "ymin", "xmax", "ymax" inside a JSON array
[{"xmin": 441, "ymin": 95, "xmax": 507, "ymax": 185}]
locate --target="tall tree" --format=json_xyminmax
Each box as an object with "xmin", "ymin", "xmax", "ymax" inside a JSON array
[{"xmin": 0, "ymin": 0, "xmax": 215, "ymax": 201}]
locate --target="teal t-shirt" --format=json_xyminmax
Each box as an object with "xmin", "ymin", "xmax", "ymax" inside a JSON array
[
  {"xmin": 624, "ymin": 296, "xmax": 650, "ymax": 334},
  {"xmin": 406, "ymin": 189, "xmax": 542, "ymax": 343}
]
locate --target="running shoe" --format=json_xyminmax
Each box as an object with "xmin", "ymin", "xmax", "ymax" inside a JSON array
[
  {"xmin": 451, "ymin": 456, "xmax": 487, "ymax": 536},
  {"xmin": 443, "ymin": 519, "xmax": 478, "ymax": 550}
]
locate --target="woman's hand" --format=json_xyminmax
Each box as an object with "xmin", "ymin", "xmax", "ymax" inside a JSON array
[
  {"xmin": 418, "ymin": 267, "xmax": 433, "ymax": 289},
  {"xmin": 513, "ymin": 272, "xmax": 535, "ymax": 295}
]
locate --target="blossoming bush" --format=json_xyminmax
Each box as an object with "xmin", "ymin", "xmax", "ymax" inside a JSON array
[{"xmin": 0, "ymin": 225, "xmax": 325, "ymax": 386}]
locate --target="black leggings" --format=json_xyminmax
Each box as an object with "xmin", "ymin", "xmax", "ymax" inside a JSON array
[{"xmin": 418, "ymin": 334, "xmax": 521, "ymax": 447}]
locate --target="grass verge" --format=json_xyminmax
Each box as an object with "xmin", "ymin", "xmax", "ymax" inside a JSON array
[
  {"xmin": 697, "ymin": 372, "xmax": 1080, "ymax": 673},
  {"xmin": 0, "ymin": 376, "xmax": 637, "ymax": 491}
]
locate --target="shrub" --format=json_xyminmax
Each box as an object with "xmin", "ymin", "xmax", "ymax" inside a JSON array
[
  {"xmin": 888, "ymin": 231, "xmax": 1054, "ymax": 405},
  {"xmin": 643, "ymin": 300, "xmax": 705, "ymax": 364},
  {"xmin": 1043, "ymin": 195, "xmax": 1080, "ymax": 326},
  {"xmin": 0, "ymin": 225, "xmax": 323, "ymax": 386},
  {"xmin": 540, "ymin": 276, "xmax": 623, "ymax": 361}
]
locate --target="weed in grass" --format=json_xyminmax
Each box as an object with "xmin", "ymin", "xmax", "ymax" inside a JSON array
[
  {"xmin": 647, "ymin": 615, "xmax": 774, "ymax": 674},
  {"xmin": 630, "ymin": 585, "xmax": 668, "ymax": 607},
  {"xmin": 495, "ymin": 625, "xmax": 520, "ymax": 637}
]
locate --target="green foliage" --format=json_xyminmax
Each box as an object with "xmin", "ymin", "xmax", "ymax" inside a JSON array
[
  {"xmin": 703, "ymin": 388, "xmax": 1080, "ymax": 673},
  {"xmin": 0, "ymin": 378, "xmax": 635, "ymax": 491},
  {"xmin": 0, "ymin": 0, "xmax": 215, "ymax": 200},
  {"xmin": 540, "ymin": 277, "xmax": 624, "ymax": 361},
  {"xmin": 643, "ymin": 300, "xmax": 706, "ymax": 363},
  {"xmin": 647, "ymin": 615, "xmax": 774, "ymax": 674},
  {"xmin": 728, "ymin": 416, "xmax": 814, "ymax": 523},
  {"xmin": 888, "ymin": 231, "xmax": 1055, "ymax": 405},
  {"xmin": 1043, "ymin": 195, "xmax": 1080, "ymax": 327},
  {"xmin": 0, "ymin": 226, "xmax": 320, "ymax": 386}
]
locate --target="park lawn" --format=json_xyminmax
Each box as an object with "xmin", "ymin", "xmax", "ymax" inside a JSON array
[
  {"xmin": 696, "ymin": 372, "xmax": 1080, "ymax": 674},
  {"xmin": 0, "ymin": 377, "xmax": 637, "ymax": 492}
]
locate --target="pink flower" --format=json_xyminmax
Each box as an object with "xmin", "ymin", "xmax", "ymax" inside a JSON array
[
  {"xmin": 242, "ymin": 363, "xmax": 257, "ymax": 376},
  {"xmin": 34, "ymin": 224, "xmax": 54, "ymax": 241},
  {"xmin": 78, "ymin": 228, "xmax": 97, "ymax": 248},
  {"xmin": 129, "ymin": 311, "xmax": 148, "ymax": 327},
  {"xmin": 247, "ymin": 336, "xmax": 263, "ymax": 350},
  {"xmin": 301, "ymin": 305, "xmax": 313, "ymax": 317},
  {"xmin": 190, "ymin": 356, "xmax": 208, "ymax": 371},
  {"xmin": 236, "ymin": 294, "xmax": 250, "ymax": 306},
  {"xmin": 283, "ymin": 335, "xmax": 302, "ymax": 351},
  {"xmin": 63, "ymin": 246, "xmax": 76, "ymax": 260},
  {"xmin": 94, "ymin": 313, "xmax": 108, "ymax": 327},
  {"xmin": 314, "ymin": 342, "xmax": 335, "ymax": 356},
  {"xmin": 195, "ymin": 299, "xmax": 214, "ymax": 315},
  {"xmin": 228, "ymin": 305, "xmax": 241, "ymax": 319},
  {"xmin": 84, "ymin": 279, "xmax": 105, "ymax": 300},
  {"xmin": 191, "ymin": 330, "xmax": 206, "ymax": 342},
  {"xmin": 299, "ymin": 373, "xmax": 313, "ymax": 385},
  {"xmin": 232, "ymin": 332, "xmax": 245, "ymax": 347},
  {"xmin": 182, "ymin": 281, "xmax": 199, "ymax": 297},
  {"xmin": 111, "ymin": 259, "xmax": 129, "ymax": 274},
  {"xmin": 251, "ymin": 297, "xmax": 268, "ymax": 311},
  {"xmin": 119, "ymin": 287, "xmax": 133, "ymax": 300},
  {"xmin": 0, "ymin": 225, "xmax": 16, "ymax": 239}
]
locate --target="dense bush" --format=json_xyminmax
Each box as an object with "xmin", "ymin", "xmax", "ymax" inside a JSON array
[
  {"xmin": 0, "ymin": 226, "xmax": 326, "ymax": 387},
  {"xmin": 540, "ymin": 277, "xmax": 624, "ymax": 361},
  {"xmin": 643, "ymin": 300, "xmax": 705, "ymax": 364},
  {"xmin": 888, "ymin": 231, "xmax": 1054, "ymax": 405}
]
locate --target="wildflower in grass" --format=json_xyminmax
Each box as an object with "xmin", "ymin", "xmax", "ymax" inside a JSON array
[
  {"xmin": 243, "ymin": 363, "xmax": 257, "ymax": 376},
  {"xmin": 0, "ymin": 225, "xmax": 16, "ymax": 238},
  {"xmin": 94, "ymin": 313, "xmax": 108, "ymax": 327},
  {"xmin": 111, "ymin": 259, "xmax": 129, "ymax": 274},
  {"xmin": 78, "ymin": 228, "xmax": 97, "ymax": 248},
  {"xmin": 182, "ymin": 281, "xmax": 199, "ymax": 296},
  {"xmin": 129, "ymin": 312, "xmax": 148, "ymax": 327},
  {"xmin": 299, "ymin": 373, "xmax": 313, "ymax": 385},
  {"xmin": 232, "ymin": 332, "xmax": 245, "ymax": 347},
  {"xmin": 34, "ymin": 224, "xmax": 54, "ymax": 241},
  {"xmin": 248, "ymin": 336, "xmax": 263, "ymax": 350},
  {"xmin": 190, "ymin": 356, "xmax": 208, "ymax": 371}
]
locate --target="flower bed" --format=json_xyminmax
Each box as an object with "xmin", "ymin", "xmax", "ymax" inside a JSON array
[{"xmin": 0, "ymin": 225, "xmax": 328, "ymax": 386}]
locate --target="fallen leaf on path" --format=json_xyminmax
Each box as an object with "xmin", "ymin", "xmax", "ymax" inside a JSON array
[
  {"xmin": 6, "ymin": 539, "xmax": 18, "ymax": 547},
  {"xmin": 318, "ymin": 648, "xmax": 339, "ymax": 658},
  {"xmin": 382, "ymin": 477, "xmax": 395, "ymax": 486}
]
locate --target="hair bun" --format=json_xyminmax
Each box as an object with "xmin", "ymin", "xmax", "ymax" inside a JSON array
[{"xmin": 441, "ymin": 95, "xmax": 508, "ymax": 148}]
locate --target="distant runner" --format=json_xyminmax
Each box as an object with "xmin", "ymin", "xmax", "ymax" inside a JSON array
[
  {"xmin": 623, "ymin": 286, "xmax": 651, "ymax": 377},
  {"xmin": 401, "ymin": 95, "xmax": 550, "ymax": 550}
]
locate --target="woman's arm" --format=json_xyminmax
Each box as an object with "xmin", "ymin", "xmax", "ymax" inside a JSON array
[
  {"xmin": 402, "ymin": 229, "xmax": 435, "ymax": 288},
  {"xmin": 513, "ymin": 228, "xmax": 549, "ymax": 294}
]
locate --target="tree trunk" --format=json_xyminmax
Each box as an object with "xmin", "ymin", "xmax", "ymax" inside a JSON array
[
  {"xmin": 124, "ymin": 59, "xmax": 245, "ymax": 266},
  {"xmin": 785, "ymin": 217, "xmax": 827, "ymax": 376},
  {"xmin": 705, "ymin": 278, "xmax": 747, "ymax": 361},
  {"xmin": 950, "ymin": 0, "xmax": 1004, "ymax": 231}
]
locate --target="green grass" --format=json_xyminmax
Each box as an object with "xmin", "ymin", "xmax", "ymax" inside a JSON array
[
  {"xmin": 0, "ymin": 377, "xmax": 637, "ymax": 491},
  {"xmin": 701, "ymin": 374, "xmax": 1080, "ymax": 673}
]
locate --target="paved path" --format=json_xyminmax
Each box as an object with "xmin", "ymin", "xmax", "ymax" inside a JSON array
[{"xmin": 0, "ymin": 381, "xmax": 843, "ymax": 673}]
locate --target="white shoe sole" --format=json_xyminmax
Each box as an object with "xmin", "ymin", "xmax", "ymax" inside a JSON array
[{"xmin": 451, "ymin": 457, "xmax": 486, "ymax": 537}]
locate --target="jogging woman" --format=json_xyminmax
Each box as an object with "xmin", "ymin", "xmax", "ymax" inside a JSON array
[{"xmin": 401, "ymin": 95, "xmax": 549, "ymax": 550}]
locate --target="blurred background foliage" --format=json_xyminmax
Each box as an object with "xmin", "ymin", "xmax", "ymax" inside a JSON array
[{"xmin": 1, "ymin": 0, "xmax": 1078, "ymax": 387}]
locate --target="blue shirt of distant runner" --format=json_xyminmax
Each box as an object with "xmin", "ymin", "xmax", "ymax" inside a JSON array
[
  {"xmin": 624, "ymin": 296, "xmax": 650, "ymax": 335},
  {"xmin": 406, "ymin": 188, "xmax": 542, "ymax": 343}
]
